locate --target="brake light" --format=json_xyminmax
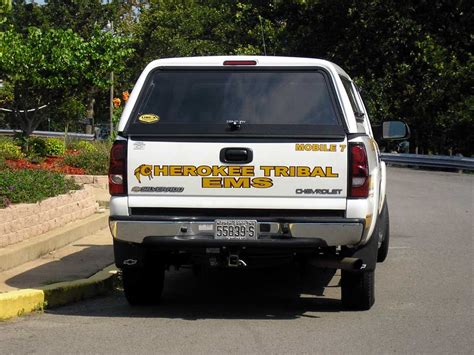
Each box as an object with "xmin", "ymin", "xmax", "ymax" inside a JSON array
[
  {"xmin": 223, "ymin": 60, "xmax": 257, "ymax": 66},
  {"xmin": 349, "ymin": 143, "xmax": 369, "ymax": 198},
  {"xmin": 108, "ymin": 141, "xmax": 127, "ymax": 196}
]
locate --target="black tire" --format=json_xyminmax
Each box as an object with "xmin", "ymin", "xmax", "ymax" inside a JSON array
[
  {"xmin": 377, "ymin": 200, "xmax": 390, "ymax": 263},
  {"xmin": 122, "ymin": 265, "xmax": 165, "ymax": 306},
  {"xmin": 341, "ymin": 270, "xmax": 375, "ymax": 310}
]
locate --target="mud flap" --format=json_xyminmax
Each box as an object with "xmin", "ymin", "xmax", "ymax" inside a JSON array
[
  {"xmin": 113, "ymin": 239, "xmax": 145, "ymax": 269},
  {"xmin": 342, "ymin": 232, "xmax": 378, "ymax": 272}
]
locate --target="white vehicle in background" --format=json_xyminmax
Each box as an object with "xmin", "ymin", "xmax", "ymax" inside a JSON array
[{"xmin": 108, "ymin": 56, "xmax": 409, "ymax": 310}]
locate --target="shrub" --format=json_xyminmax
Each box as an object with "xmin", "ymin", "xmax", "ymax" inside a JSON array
[
  {"xmin": 0, "ymin": 168, "xmax": 80, "ymax": 208},
  {"xmin": 92, "ymin": 140, "xmax": 112, "ymax": 155},
  {"xmin": 0, "ymin": 156, "xmax": 6, "ymax": 170},
  {"xmin": 13, "ymin": 132, "xmax": 28, "ymax": 152},
  {"xmin": 0, "ymin": 137, "xmax": 23, "ymax": 160},
  {"xmin": 27, "ymin": 154, "xmax": 45, "ymax": 164},
  {"xmin": 64, "ymin": 145, "xmax": 110, "ymax": 175},
  {"xmin": 26, "ymin": 137, "xmax": 66, "ymax": 157},
  {"xmin": 44, "ymin": 138, "xmax": 66, "ymax": 156},
  {"xmin": 28, "ymin": 137, "xmax": 48, "ymax": 157},
  {"xmin": 68, "ymin": 140, "xmax": 97, "ymax": 153}
]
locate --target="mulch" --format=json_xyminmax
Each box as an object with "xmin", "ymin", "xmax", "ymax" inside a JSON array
[{"xmin": 5, "ymin": 154, "xmax": 85, "ymax": 175}]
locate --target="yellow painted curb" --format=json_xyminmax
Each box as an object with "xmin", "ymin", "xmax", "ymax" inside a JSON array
[
  {"xmin": 41, "ymin": 265, "xmax": 118, "ymax": 308},
  {"xmin": 0, "ymin": 265, "xmax": 117, "ymax": 321},
  {"xmin": 0, "ymin": 289, "xmax": 45, "ymax": 320}
]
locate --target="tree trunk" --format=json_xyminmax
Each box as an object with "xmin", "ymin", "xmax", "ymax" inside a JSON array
[
  {"xmin": 86, "ymin": 97, "xmax": 95, "ymax": 135},
  {"xmin": 16, "ymin": 110, "xmax": 35, "ymax": 137},
  {"xmin": 64, "ymin": 122, "xmax": 69, "ymax": 146}
]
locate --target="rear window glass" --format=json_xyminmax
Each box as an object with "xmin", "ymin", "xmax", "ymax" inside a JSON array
[{"xmin": 125, "ymin": 69, "xmax": 343, "ymax": 137}]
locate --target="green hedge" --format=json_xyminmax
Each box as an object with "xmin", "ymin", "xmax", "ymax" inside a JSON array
[
  {"xmin": 63, "ymin": 141, "xmax": 111, "ymax": 175},
  {"xmin": 0, "ymin": 138, "xmax": 111, "ymax": 175},
  {"xmin": 28, "ymin": 137, "xmax": 65, "ymax": 157},
  {"xmin": 0, "ymin": 169, "xmax": 80, "ymax": 208},
  {"xmin": 67, "ymin": 140, "xmax": 97, "ymax": 153},
  {"xmin": 0, "ymin": 138, "xmax": 23, "ymax": 160}
]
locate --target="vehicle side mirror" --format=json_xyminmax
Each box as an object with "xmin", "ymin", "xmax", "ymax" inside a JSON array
[{"xmin": 382, "ymin": 121, "xmax": 410, "ymax": 140}]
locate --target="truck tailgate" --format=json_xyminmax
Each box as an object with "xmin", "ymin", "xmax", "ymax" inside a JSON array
[{"xmin": 127, "ymin": 139, "xmax": 348, "ymax": 210}]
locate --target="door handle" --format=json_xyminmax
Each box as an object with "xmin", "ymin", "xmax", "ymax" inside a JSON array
[{"xmin": 219, "ymin": 147, "xmax": 253, "ymax": 164}]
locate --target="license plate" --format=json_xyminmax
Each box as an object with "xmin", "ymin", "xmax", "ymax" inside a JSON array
[{"xmin": 214, "ymin": 219, "xmax": 258, "ymax": 240}]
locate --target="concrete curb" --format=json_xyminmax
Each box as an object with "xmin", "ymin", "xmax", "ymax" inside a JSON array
[
  {"xmin": 0, "ymin": 265, "xmax": 118, "ymax": 321},
  {"xmin": 0, "ymin": 289, "xmax": 45, "ymax": 320},
  {"xmin": 0, "ymin": 212, "xmax": 109, "ymax": 272}
]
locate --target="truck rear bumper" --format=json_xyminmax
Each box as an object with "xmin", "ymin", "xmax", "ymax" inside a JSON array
[{"xmin": 109, "ymin": 217, "xmax": 364, "ymax": 247}]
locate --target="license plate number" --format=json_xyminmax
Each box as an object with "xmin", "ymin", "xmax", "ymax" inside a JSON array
[{"xmin": 214, "ymin": 220, "xmax": 257, "ymax": 240}]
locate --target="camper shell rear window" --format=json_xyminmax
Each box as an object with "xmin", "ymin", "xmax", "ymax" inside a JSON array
[{"xmin": 123, "ymin": 68, "xmax": 345, "ymax": 138}]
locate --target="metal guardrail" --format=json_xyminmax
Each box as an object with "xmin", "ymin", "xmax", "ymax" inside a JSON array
[
  {"xmin": 0, "ymin": 129, "xmax": 94, "ymax": 141},
  {"xmin": 381, "ymin": 153, "xmax": 474, "ymax": 171}
]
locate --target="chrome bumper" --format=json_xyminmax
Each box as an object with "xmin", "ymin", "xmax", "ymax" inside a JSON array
[{"xmin": 109, "ymin": 219, "xmax": 364, "ymax": 247}]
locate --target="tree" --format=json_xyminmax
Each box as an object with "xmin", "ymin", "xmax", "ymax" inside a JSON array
[
  {"xmin": 2, "ymin": 0, "xmax": 46, "ymax": 32},
  {"xmin": 0, "ymin": 0, "xmax": 12, "ymax": 20},
  {"xmin": 42, "ymin": 0, "xmax": 111, "ymax": 38},
  {"xmin": 55, "ymin": 96, "xmax": 86, "ymax": 138},
  {"xmin": 273, "ymin": 0, "xmax": 473, "ymax": 155},
  {"xmin": 1, "ymin": 0, "xmax": 471, "ymax": 154},
  {"xmin": 0, "ymin": 26, "xmax": 133, "ymax": 136},
  {"xmin": 128, "ymin": 1, "xmax": 285, "ymax": 82}
]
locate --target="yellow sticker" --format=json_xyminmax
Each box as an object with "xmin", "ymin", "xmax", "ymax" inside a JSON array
[{"xmin": 138, "ymin": 114, "xmax": 160, "ymax": 124}]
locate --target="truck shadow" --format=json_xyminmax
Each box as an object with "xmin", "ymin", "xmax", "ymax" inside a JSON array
[
  {"xmin": 4, "ymin": 245, "xmax": 113, "ymax": 289},
  {"xmin": 49, "ymin": 264, "xmax": 343, "ymax": 320}
]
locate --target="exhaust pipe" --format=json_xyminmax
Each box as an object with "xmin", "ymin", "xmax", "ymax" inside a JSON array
[{"xmin": 309, "ymin": 256, "xmax": 363, "ymax": 270}]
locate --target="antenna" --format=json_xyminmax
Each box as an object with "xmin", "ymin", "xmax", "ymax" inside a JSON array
[{"xmin": 258, "ymin": 15, "xmax": 267, "ymax": 56}]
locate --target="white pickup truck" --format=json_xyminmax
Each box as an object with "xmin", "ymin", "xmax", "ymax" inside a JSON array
[{"xmin": 108, "ymin": 56, "xmax": 409, "ymax": 310}]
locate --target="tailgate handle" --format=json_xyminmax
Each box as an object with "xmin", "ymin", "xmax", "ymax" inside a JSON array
[{"xmin": 220, "ymin": 147, "xmax": 253, "ymax": 164}]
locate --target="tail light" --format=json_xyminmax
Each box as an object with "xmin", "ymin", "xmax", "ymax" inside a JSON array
[
  {"xmin": 109, "ymin": 141, "xmax": 127, "ymax": 196},
  {"xmin": 349, "ymin": 143, "xmax": 369, "ymax": 198}
]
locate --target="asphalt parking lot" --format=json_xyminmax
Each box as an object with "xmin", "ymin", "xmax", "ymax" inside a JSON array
[{"xmin": 0, "ymin": 167, "xmax": 472, "ymax": 354}]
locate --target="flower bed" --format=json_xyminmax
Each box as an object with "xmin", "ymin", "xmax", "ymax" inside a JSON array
[
  {"xmin": 0, "ymin": 137, "xmax": 110, "ymax": 247},
  {"xmin": 1, "ymin": 137, "xmax": 111, "ymax": 176},
  {"xmin": 0, "ymin": 137, "xmax": 110, "ymax": 210},
  {"xmin": 0, "ymin": 168, "xmax": 80, "ymax": 208},
  {"xmin": 5, "ymin": 155, "xmax": 85, "ymax": 175}
]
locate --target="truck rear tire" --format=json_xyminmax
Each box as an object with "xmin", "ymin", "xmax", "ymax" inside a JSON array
[
  {"xmin": 122, "ymin": 266, "xmax": 165, "ymax": 306},
  {"xmin": 341, "ymin": 270, "xmax": 375, "ymax": 310}
]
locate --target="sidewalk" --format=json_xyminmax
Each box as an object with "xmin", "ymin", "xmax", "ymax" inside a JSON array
[
  {"xmin": 0, "ymin": 185, "xmax": 118, "ymax": 320},
  {"xmin": 0, "ymin": 227, "xmax": 113, "ymax": 293}
]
